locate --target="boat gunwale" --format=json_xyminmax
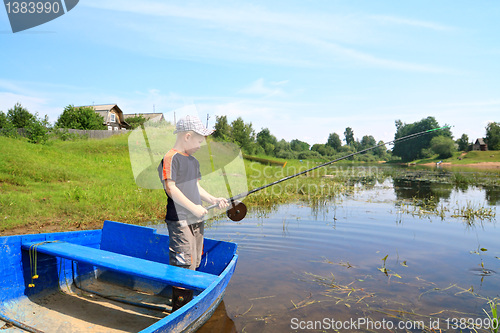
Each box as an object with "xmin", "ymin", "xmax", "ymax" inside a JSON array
[{"xmin": 140, "ymin": 253, "xmax": 238, "ymax": 333}]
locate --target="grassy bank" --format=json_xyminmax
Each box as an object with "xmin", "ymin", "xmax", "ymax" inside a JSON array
[
  {"xmin": 412, "ymin": 150, "xmax": 500, "ymax": 165},
  {"xmin": 0, "ymin": 135, "xmax": 165, "ymax": 233}
]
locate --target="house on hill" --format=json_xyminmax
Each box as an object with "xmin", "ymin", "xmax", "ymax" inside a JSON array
[
  {"xmin": 472, "ymin": 138, "xmax": 488, "ymax": 151},
  {"xmin": 80, "ymin": 104, "xmax": 131, "ymax": 130}
]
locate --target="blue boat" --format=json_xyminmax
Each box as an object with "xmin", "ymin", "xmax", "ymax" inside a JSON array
[{"xmin": 0, "ymin": 221, "xmax": 238, "ymax": 332}]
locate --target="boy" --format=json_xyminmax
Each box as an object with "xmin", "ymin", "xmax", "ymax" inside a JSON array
[{"xmin": 160, "ymin": 115, "xmax": 228, "ymax": 311}]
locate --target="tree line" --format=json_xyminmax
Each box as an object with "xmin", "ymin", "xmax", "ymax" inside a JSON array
[
  {"xmin": 392, "ymin": 117, "xmax": 500, "ymax": 161},
  {"xmin": 1, "ymin": 103, "xmax": 499, "ymax": 162},
  {"xmin": 0, "ymin": 103, "xmax": 50, "ymax": 144},
  {"xmin": 0, "ymin": 103, "xmax": 147, "ymax": 143},
  {"xmin": 212, "ymin": 115, "xmax": 500, "ymax": 162},
  {"xmin": 212, "ymin": 115, "xmax": 389, "ymax": 161}
]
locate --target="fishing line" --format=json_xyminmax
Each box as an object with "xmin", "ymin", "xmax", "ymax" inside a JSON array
[{"xmin": 208, "ymin": 125, "xmax": 452, "ymax": 221}]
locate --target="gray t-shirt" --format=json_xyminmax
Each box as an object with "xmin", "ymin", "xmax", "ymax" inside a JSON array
[{"xmin": 160, "ymin": 149, "xmax": 202, "ymax": 222}]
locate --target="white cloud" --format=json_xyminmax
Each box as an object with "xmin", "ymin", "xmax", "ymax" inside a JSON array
[
  {"xmin": 0, "ymin": 92, "xmax": 59, "ymax": 122},
  {"xmin": 79, "ymin": 0, "xmax": 454, "ymax": 72},
  {"xmin": 2, "ymin": 78, "xmax": 495, "ymax": 146},
  {"xmin": 369, "ymin": 15, "xmax": 455, "ymax": 31},
  {"xmin": 0, "ymin": 92, "xmax": 47, "ymax": 112},
  {"xmin": 238, "ymin": 78, "xmax": 288, "ymax": 97}
]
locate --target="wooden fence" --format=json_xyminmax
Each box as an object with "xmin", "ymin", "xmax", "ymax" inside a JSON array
[{"xmin": 57, "ymin": 128, "xmax": 128, "ymax": 139}]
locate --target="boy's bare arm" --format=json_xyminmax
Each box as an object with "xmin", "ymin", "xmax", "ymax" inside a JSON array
[
  {"xmin": 198, "ymin": 182, "xmax": 229, "ymax": 208},
  {"xmin": 167, "ymin": 180, "xmax": 207, "ymax": 218}
]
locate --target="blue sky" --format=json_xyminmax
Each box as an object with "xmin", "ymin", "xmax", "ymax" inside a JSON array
[{"xmin": 1, "ymin": 1, "xmax": 499, "ymax": 145}]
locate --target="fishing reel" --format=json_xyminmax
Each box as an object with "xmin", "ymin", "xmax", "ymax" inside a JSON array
[{"xmin": 226, "ymin": 200, "xmax": 247, "ymax": 222}]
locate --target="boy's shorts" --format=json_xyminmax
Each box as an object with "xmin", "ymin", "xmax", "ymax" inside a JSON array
[{"xmin": 166, "ymin": 220, "xmax": 204, "ymax": 270}]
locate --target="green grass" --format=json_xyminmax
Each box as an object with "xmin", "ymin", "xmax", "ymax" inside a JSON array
[
  {"xmin": 457, "ymin": 151, "xmax": 500, "ymax": 164},
  {"xmin": 412, "ymin": 150, "xmax": 500, "ymax": 165},
  {"xmin": 242, "ymin": 159, "xmax": 381, "ymax": 208},
  {"xmin": 0, "ymin": 135, "xmax": 165, "ymax": 231}
]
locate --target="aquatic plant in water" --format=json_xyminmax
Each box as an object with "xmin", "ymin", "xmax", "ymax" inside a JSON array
[
  {"xmin": 377, "ymin": 254, "xmax": 402, "ymax": 279},
  {"xmin": 483, "ymin": 299, "xmax": 499, "ymax": 333},
  {"xmin": 452, "ymin": 201, "xmax": 497, "ymax": 224},
  {"xmin": 396, "ymin": 197, "xmax": 496, "ymax": 224}
]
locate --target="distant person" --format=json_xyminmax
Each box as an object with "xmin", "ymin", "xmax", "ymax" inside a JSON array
[{"xmin": 159, "ymin": 115, "xmax": 229, "ymax": 311}]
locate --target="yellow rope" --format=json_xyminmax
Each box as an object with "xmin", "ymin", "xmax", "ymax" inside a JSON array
[
  {"xmin": 28, "ymin": 243, "xmax": 37, "ymax": 287},
  {"xmin": 28, "ymin": 241, "xmax": 60, "ymax": 288}
]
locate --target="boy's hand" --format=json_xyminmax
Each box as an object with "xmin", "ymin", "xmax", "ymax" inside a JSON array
[
  {"xmin": 193, "ymin": 205, "xmax": 208, "ymax": 219},
  {"xmin": 214, "ymin": 197, "xmax": 229, "ymax": 209}
]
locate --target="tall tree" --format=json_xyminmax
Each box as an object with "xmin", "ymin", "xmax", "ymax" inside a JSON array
[
  {"xmin": 456, "ymin": 134, "xmax": 470, "ymax": 151},
  {"xmin": 373, "ymin": 141, "xmax": 387, "ymax": 158},
  {"xmin": 7, "ymin": 103, "xmax": 35, "ymax": 128},
  {"xmin": 213, "ymin": 115, "xmax": 231, "ymax": 141},
  {"xmin": 326, "ymin": 132, "xmax": 342, "ymax": 151},
  {"xmin": 0, "ymin": 110, "xmax": 18, "ymax": 138},
  {"xmin": 274, "ymin": 139, "xmax": 296, "ymax": 159},
  {"xmin": 290, "ymin": 139, "xmax": 310, "ymax": 152},
  {"xmin": 344, "ymin": 127, "xmax": 355, "ymax": 146},
  {"xmin": 231, "ymin": 117, "xmax": 255, "ymax": 152},
  {"xmin": 486, "ymin": 122, "xmax": 500, "ymax": 150},
  {"xmin": 359, "ymin": 135, "xmax": 377, "ymax": 151},
  {"xmin": 275, "ymin": 139, "xmax": 291, "ymax": 152},
  {"xmin": 392, "ymin": 117, "xmax": 452, "ymax": 162},
  {"xmin": 0, "ymin": 110, "xmax": 9, "ymax": 128},
  {"xmin": 431, "ymin": 136, "xmax": 456, "ymax": 159},
  {"xmin": 256, "ymin": 128, "xmax": 277, "ymax": 156},
  {"xmin": 56, "ymin": 105, "xmax": 106, "ymax": 130}
]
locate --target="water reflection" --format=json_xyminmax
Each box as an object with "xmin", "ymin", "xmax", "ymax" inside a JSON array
[
  {"xmin": 393, "ymin": 178, "xmax": 453, "ymax": 201},
  {"xmin": 240, "ymin": 165, "xmax": 499, "ymax": 212},
  {"xmin": 485, "ymin": 187, "xmax": 500, "ymax": 205},
  {"xmin": 392, "ymin": 170, "xmax": 500, "ymax": 206},
  {"xmin": 203, "ymin": 168, "xmax": 498, "ymax": 332},
  {"xmin": 405, "ymin": 165, "xmax": 500, "ymax": 205},
  {"xmin": 198, "ymin": 301, "xmax": 236, "ymax": 333}
]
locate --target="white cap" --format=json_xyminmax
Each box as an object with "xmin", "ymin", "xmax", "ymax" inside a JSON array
[{"xmin": 173, "ymin": 115, "xmax": 214, "ymax": 136}]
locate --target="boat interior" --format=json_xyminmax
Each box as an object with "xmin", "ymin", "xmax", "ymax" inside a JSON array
[{"xmin": 0, "ymin": 221, "xmax": 236, "ymax": 332}]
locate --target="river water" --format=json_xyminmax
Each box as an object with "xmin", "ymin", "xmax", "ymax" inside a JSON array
[{"xmin": 199, "ymin": 166, "xmax": 499, "ymax": 332}]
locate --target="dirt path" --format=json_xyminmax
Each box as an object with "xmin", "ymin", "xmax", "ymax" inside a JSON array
[{"xmin": 0, "ymin": 220, "xmax": 104, "ymax": 236}]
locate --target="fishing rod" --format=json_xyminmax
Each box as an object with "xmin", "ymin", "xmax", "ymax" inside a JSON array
[{"xmin": 209, "ymin": 125, "xmax": 451, "ymax": 221}]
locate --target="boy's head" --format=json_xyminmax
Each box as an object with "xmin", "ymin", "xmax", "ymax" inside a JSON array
[
  {"xmin": 174, "ymin": 115, "xmax": 213, "ymax": 155},
  {"xmin": 174, "ymin": 115, "xmax": 213, "ymax": 136}
]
